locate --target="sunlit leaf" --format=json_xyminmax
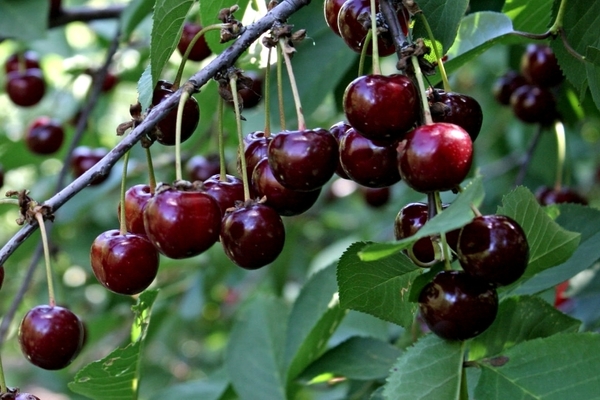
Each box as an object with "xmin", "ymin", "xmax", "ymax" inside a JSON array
[
  {"xmin": 121, "ymin": 0, "xmax": 154, "ymax": 41},
  {"xmin": 502, "ymin": 0, "xmax": 553, "ymax": 34}
]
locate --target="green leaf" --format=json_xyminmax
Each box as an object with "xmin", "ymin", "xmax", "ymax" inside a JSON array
[
  {"xmin": 586, "ymin": 46, "xmax": 600, "ymax": 111},
  {"xmin": 121, "ymin": 0, "xmax": 155, "ymax": 41},
  {"xmin": 475, "ymin": 333, "xmax": 600, "ymax": 399},
  {"xmin": 383, "ymin": 335, "xmax": 465, "ymax": 400},
  {"xmin": 69, "ymin": 290, "xmax": 160, "ymax": 400},
  {"xmin": 0, "ymin": 0, "xmax": 48, "ymax": 40},
  {"xmin": 225, "ymin": 294, "xmax": 289, "ymax": 400},
  {"xmin": 149, "ymin": 368, "xmax": 229, "ymax": 400},
  {"xmin": 284, "ymin": 263, "xmax": 347, "ymax": 382},
  {"xmin": 502, "ymin": 0, "xmax": 554, "ymax": 34},
  {"xmin": 412, "ymin": 0, "xmax": 470, "ymax": 54},
  {"xmin": 337, "ymin": 242, "xmax": 420, "ymax": 329},
  {"xmin": 513, "ymin": 204, "xmax": 600, "ymax": 295},
  {"xmin": 469, "ymin": 296, "xmax": 581, "ymax": 360},
  {"xmin": 497, "ymin": 186, "xmax": 580, "ymax": 282},
  {"xmin": 300, "ymin": 336, "xmax": 402, "ymax": 381},
  {"xmin": 359, "ymin": 176, "xmax": 484, "ymax": 261}
]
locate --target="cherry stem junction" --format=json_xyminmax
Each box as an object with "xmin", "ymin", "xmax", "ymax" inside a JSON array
[
  {"xmin": 369, "ymin": 0, "xmax": 381, "ymax": 74},
  {"xmin": 145, "ymin": 147, "xmax": 157, "ymax": 193},
  {"xmin": 230, "ymin": 75, "xmax": 251, "ymax": 201},
  {"xmin": 410, "ymin": 55, "xmax": 433, "ymax": 125},
  {"xmin": 175, "ymin": 86, "xmax": 193, "ymax": 181},
  {"xmin": 35, "ymin": 212, "xmax": 56, "ymax": 307},
  {"xmin": 217, "ymin": 97, "xmax": 228, "ymax": 181},
  {"xmin": 264, "ymin": 46, "xmax": 273, "ymax": 137},
  {"xmin": 276, "ymin": 44, "xmax": 286, "ymax": 130},
  {"xmin": 119, "ymin": 150, "xmax": 131, "ymax": 235},
  {"xmin": 279, "ymin": 38, "xmax": 306, "ymax": 131}
]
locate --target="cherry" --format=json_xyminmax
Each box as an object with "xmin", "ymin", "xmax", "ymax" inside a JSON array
[
  {"xmin": 429, "ymin": 90, "xmax": 483, "ymax": 142},
  {"xmin": 18, "ymin": 305, "xmax": 85, "ymax": 370},
  {"xmin": 361, "ymin": 186, "xmax": 390, "ymax": 208},
  {"xmin": 339, "ymin": 128, "xmax": 401, "ymax": 188},
  {"xmin": 203, "ymin": 174, "xmax": 245, "ymax": 215},
  {"xmin": 493, "ymin": 70, "xmax": 528, "ymax": 105},
  {"xmin": 226, "ymin": 70, "xmax": 264, "ymax": 110},
  {"xmin": 177, "ymin": 22, "xmax": 212, "ymax": 62},
  {"xmin": 329, "ymin": 121, "xmax": 352, "ymax": 179},
  {"xmin": 535, "ymin": 186, "xmax": 588, "ymax": 206},
  {"xmin": 220, "ymin": 201, "xmax": 286, "ymax": 270},
  {"xmin": 151, "ymin": 80, "xmax": 200, "ymax": 146},
  {"xmin": 510, "ymin": 84, "xmax": 557, "ymax": 125},
  {"xmin": 521, "ymin": 44, "xmax": 564, "ymax": 88},
  {"xmin": 457, "ymin": 215, "xmax": 529, "ymax": 287},
  {"xmin": 267, "ymin": 128, "xmax": 338, "ymax": 191},
  {"xmin": 90, "ymin": 229, "xmax": 160, "ymax": 295},
  {"xmin": 71, "ymin": 146, "xmax": 110, "ymax": 185},
  {"xmin": 418, "ymin": 270, "xmax": 498, "ymax": 341},
  {"xmin": 186, "ymin": 154, "xmax": 221, "ymax": 182},
  {"xmin": 252, "ymin": 158, "xmax": 321, "ymax": 216},
  {"xmin": 25, "ymin": 116, "xmax": 65, "ymax": 155},
  {"xmin": 324, "ymin": 0, "xmax": 347, "ymax": 36},
  {"xmin": 398, "ymin": 122, "xmax": 473, "ymax": 193},
  {"xmin": 143, "ymin": 183, "xmax": 221, "ymax": 259},
  {"xmin": 101, "ymin": 71, "xmax": 119, "ymax": 92},
  {"xmin": 343, "ymin": 74, "xmax": 419, "ymax": 141},
  {"xmin": 243, "ymin": 132, "xmax": 271, "ymax": 180},
  {"xmin": 4, "ymin": 51, "xmax": 41, "ymax": 73},
  {"xmin": 5, "ymin": 69, "xmax": 46, "ymax": 107},
  {"xmin": 118, "ymin": 184, "xmax": 153, "ymax": 235}
]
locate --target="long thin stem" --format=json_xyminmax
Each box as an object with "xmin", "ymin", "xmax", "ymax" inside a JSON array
[
  {"xmin": 411, "ymin": 56, "xmax": 433, "ymax": 125},
  {"xmin": 264, "ymin": 47, "xmax": 272, "ymax": 136},
  {"xmin": 369, "ymin": 0, "xmax": 381, "ymax": 74},
  {"xmin": 549, "ymin": 0, "xmax": 568, "ymax": 33},
  {"xmin": 35, "ymin": 213, "xmax": 56, "ymax": 307},
  {"xmin": 433, "ymin": 191, "xmax": 452, "ymax": 270},
  {"xmin": 278, "ymin": 39, "xmax": 305, "ymax": 131},
  {"xmin": 218, "ymin": 97, "xmax": 228, "ymax": 181},
  {"xmin": 554, "ymin": 120, "xmax": 566, "ymax": 191},
  {"xmin": 231, "ymin": 76, "xmax": 251, "ymax": 201},
  {"xmin": 276, "ymin": 44, "xmax": 286, "ymax": 130},
  {"xmin": 358, "ymin": 30, "xmax": 372, "ymax": 77},
  {"xmin": 175, "ymin": 89, "xmax": 192, "ymax": 181},
  {"xmin": 418, "ymin": 13, "xmax": 450, "ymax": 92},
  {"xmin": 145, "ymin": 147, "xmax": 157, "ymax": 193},
  {"xmin": 119, "ymin": 150, "xmax": 131, "ymax": 235}
]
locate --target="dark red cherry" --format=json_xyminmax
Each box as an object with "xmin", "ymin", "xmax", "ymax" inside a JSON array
[
  {"xmin": 329, "ymin": 121, "xmax": 352, "ymax": 179},
  {"xmin": 395, "ymin": 202, "xmax": 439, "ymax": 264},
  {"xmin": 5, "ymin": 69, "xmax": 46, "ymax": 107},
  {"xmin": 220, "ymin": 201, "xmax": 285, "ymax": 270},
  {"xmin": 458, "ymin": 215, "xmax": 529, "ymax": 287},
  {"xmin": 535, "ymin": 186, "xmax": 588, "ymax": 206},
  {"xmin": 324, "ymin": 0, "xmax": 347, "ymax": 36},
  {"xmin": 118, "ymin": 184, "xmax": 153, "ymax": 235},
  {"xmin": 521, "ymin": 44, "xmax": 564, "ymax": 88},
  {"xmin": 398, "ymin": 122, "xmax": 473, "ymax": 193},
  {"xmin": 101, "ymin": 71, "xmax": 119, "ymax": 92},
  {"xmin": 229, "ymin": 71, "xmax": 263, "ymax": 109},
  {"xmin": 25, "ymin": 116, "xmax": 64, "ymax": 155},
  {"xmin": 339, "ymin": 127, "xmax": 401, "ymax": 188},
  {"xmin": 418, "ymin": 270, "xmax": 498, "ymax": 341},
  {"xmin": 361, "ymin": 186, "xmax": 390, "ymax": 208},
  {"xmin": 4, "ymin": 51, "xmax": 41, "ymax": 73},
  {"xmin": 510, "ymin": 84, "xmax": 557, "ymax": 125},
  {"xmin": 252, "ymin": 158, "xmax": 321, "ymax": 216},
  {"xmin": 343, "ymin": 74, "xmax": 419, "ymax": 141},
  {"xmin": 90, "ymin": 229, "xmax": 160, "ymax": 295},
  {"xmin": 18, "ymin": 305, "xmax": 85, "ymax": 370},
  {"xmin": 429, "ymin": 90, "xmax": 483, "ymax": 142},
  {"xmin": 143, "ymin": 183, "xmax": 221, "ymax": 259},
  {"xmin": 177, "ymin": 22, "xmax": 212, "ymax": 62},
  {"xmin": 151, "ymin": 80, "xmax": 200, "ymax": 146},
  {"xmin": 186, "ymin": 154, "xmax": 221, "ymax": 182},
  {"xmin": 267, "ymin": 129, "xmax": 338, "ymax": 191},
  {"xmin": 493, "ymin": 70, "xmax": 528, "ymax": 105},
  {"xmin": 203, "ymin": 174, "xmax": 245, "ymax": 215},
  {"xmin": 243, "ymin": 133, "xmax": 272, "ymax": 180},
  {"xmin": 71, "ymin": 146, "xmax": 110, "ymax": 185}
]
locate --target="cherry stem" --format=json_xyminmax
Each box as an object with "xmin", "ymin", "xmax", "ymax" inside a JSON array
[
  {"xmin": 417, "ymin": 12, "xmax": 451, "ymax": 92},
  {"xmin": 358, "ymin": 30, "xmax": 372, "ymax": 76},
  {"xmin": 230, "ymin": 75, "xmax": 251, "ymax": 201},
  {"xmin": 0, "ymin": 199, "xmax": 19, "ymax": 206},
  {"xmin": 554, "ymin": 120, "xmax": 566, "ymax": 191},
  {"xmin": 278, "ymin": 38, "xmax": 306, "ymax": 131},
  {"xmin": 145, "ymin": 147, "xmax": 157, "ymax": 193},
  {"xmin": 514, "ymin": 124, "xmax": 543, "ymax": 187},
  {"xmin": 459, "ymin": 352, "xmax": 469, "ymax": 400},
  {"xmin": 35, "ymin": 212, "xmax": 56, "ymax": 307},
  {"xmin": 433, "ymin": 191, "xmax": 452, "ymax": 270},
  {"xmin": 549, "ymin": 0, "xmax": 568, "ymax": 34},
  {"xmin": 217, "ymin": 97, "xmax": 228, "ymax": 181},
  {"xmin": 173, "ymin": 23, "xmax": 225, "ymax": 89},
  {"xmin": 410, "ymin": 55, "xmax": 433, "ymax": 125},
  {"xmin": 119, "ymin": 150, "xmax": 131, "ymax": 235},
  {"xmin": 276, "ymin": 44, "xmax": 286, "ymax": 130},
  {"xmin": 175, "ymin": 86, "xmax": 193, "ymax": 181},
  {"xmin": 264, "ymin": 47, "xmax": 273, "ymax": 137},
  {"xmin": 369, "ymin": 0, "xmax": 381, "ymax": 74}
]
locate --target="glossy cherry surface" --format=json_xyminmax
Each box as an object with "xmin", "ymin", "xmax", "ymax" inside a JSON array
[
  {"xmin": 520, "ymin": 44, "xmax": 564, "ymax": 88},
  {"xmin": 18, "ymin": 305, "xmax": 85, "ymax": 370},
  {"xmin": 177, "ymin": 22, "xmax": 212, "ymax": 62},
  {"xmin": 5, "ymin": 69, "xmax": 46, "ymax": 107},
  {"xmin": 510, "ymin": 84, "xmax": 557, "ymax": 125},
  {"xmin": 535, "ymin": 186, "xmax": 588, "ymax": 206},
  {"xmin": 151, "ymin": 80, "xmax": 200, "ymax": 145},
  {"xmin": 493, "ymin": 70, "xmax": 528, "ymax": 105},
  {"xmin": 324, "ymin": 0, "xmax": 347, "ymax": 36},
  {"xmin": 429, "ymin": 90, "xmax": 483, "ymax": 142},
  {"xmin": 203, "ymin": 174, "xmax": 245, "ymax": 215},
  {"xmin": 90, "ymin": 229, "xmax": 160, "ymax": 295},
  {"xmin": 220, "ymin": 202, "xmax": 286, "ymax": 270},
  {"xmin": 344, "ymin": 74, "xmax": 418, "ymax": 141},
  {"xmin": 119, "ymin": 184, "xmax": 153, "ymax": 235},
  {"xmin": 25, "ymin": 116, "xmax": 64, "ymax": 155},
  {"xmin": 329, "ymin": 121, "xmax": 352, "ymax": 179},
  {"xmin": 458, "ymin": 215, "xmax": 529, "ymax": 287},
  {"xmin": 267, "ymin": 128, "xmax": 338, "ymax": 191},
  {"xmin": 230, "ymin": 70, "xmax": 263, "ymax": 109},
  {"xmin": 395, "ymin": 202, "xmax": 438, "ymax": 264},
  {"xmin": 243, "ymin": 133, "xmax": 271, "ymax": 181},
  {"xmin": 187, "ymin": 154, "xmax": 221, "ymax": 182},
  {"xmin": 398, "ymin": 122, "xmax": 473, "ymax": 193},
  {"xmin": 143, "ymin": 183, "xmax": 221, "ymax": 259},
  {"xmin": 361, "ymin": 186, "xmax": 390, "ymax": 208},
  {"xmin": 71, "ymin": 146, "xmax": 110, "ymax": 185},
  {"xmin": 418, "ymin": 270, "xmax": 498, "ymax": 341}
]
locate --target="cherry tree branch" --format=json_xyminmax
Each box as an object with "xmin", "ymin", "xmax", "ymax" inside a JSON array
[
  {"xmin": 48, "ymin": 5, "xmax": 126, "ymax": 29},
  {"xmin": 0, "ymin": 0, "xmax": 312, "ymax": 266}
]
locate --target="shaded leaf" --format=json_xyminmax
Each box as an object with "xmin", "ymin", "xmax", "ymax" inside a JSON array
[
  {"xmin": 383, "ymin": 335, "xmax": 465, "ymax": 400},
  {"xmin": 469, "ymin": 296, "xmax": 581, "ymax": 360},
  {"xmin": 121, "ymin": 0, "xmax": 154, "ymax": 41},
  {"xmin": 337, "ymin": 242, "xmax": 420, "ymax": 329},
  {"xmin": 301, "ymin": 336, "xmax": 402, "ymax": 381},
  {"xmin": 412, "ymin": 0, "xmax": 469, "ymax": 54},
  {"xmin": 586, "ymin": 46, "xmax": 600, "ymax": 111},
  {"xmin": 149, "ymin": 368, "xmax": 229, "ymax": 400},
  {"xmin": 0, "ymin": 0, "xmax": 48, "ymax": 40},
  {"xmin": 502, "ymin": 0, "xmax": 553, "ymax": 34},
  {"xmin": 475, "ymin": 333, "xmax": 600, "ymax": 399}
]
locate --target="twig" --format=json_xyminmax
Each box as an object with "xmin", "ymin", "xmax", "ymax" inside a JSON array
[
  {"xmin": 380, "ymin": 0, "xmax": 407, "ymax": 61},
  {"xmin": 48, "ymin": 5, "xmax": 125, "ymax": 29}
]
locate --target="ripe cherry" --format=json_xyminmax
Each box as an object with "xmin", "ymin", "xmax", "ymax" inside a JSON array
[
  {"xmin": 25, "ymin": 116, "xmax": 64, "ymax": 155},
  {"xmin": 226, "ymin": 71, "xmax": 263, "ymax": 110},
  {"xmin": 143, "ymin": 183, "xmax": 221, "ymax": 259},
  {"xmin": 243, "ymin": 132, "xmax": 271, "ymax": 180},
  {"xmin": 418, "ymin": 270, "xmax": 498, "ymax": 341},
  {"xmin": 267, "ymin": 128, "xmax": 338, "ymax": 191},
  {"xmin": 361, "ymin": 186, "xmax": 390, "ymax": 208},
  {"xmin": 18, "ymin": 305, "xmax": 85, "ymax": 370},
  {"xmin": 101, "ymin": 71, "xmax": 119, "ymax": 92},
  {"xmin": 344, "ymin": 74, "xmax": 418, "ymax": 141},
  {"xmin": 118, "ymin": 184, "xmax": 153, "ymax": 235},
  {"xmin": 177, "ymin": 22, "xmax": 212, "ymax": 62},
  {"xmin": 203, "ymin": 174, "xmax": 245, "ymax": 215},
  {"xmin": 4, "ymin": 51, "xmax": 41, "ymax": 73},
  {"xmin": 220, "ymin": 201, "xmax": 286, "ymax": 270},
  {"xmin": 339, "ymin": 128, "xmax": 401, "ymax": 188},
  {"xmin": 458, "ymin": 215, "xmax": 529, "ymax": 287},
  {"xmin": 398, "ymin": 122, "xmax": 473, "ymax": 193},
  {"xmin": 71, "ymin": 146, "xmax": 110, "ymax": 185},
  {"xmin": 324, "ymin": 0, "xmax": 347, "ymax": 36},
  {"xmin": 520, "ymin": 44, "xmax": 564, "ymax": 88},
  {"xmin": 90, "ymin": 230, "xmax": 160, "ymax": 295},
  {"xmin": 510, "ymin": 84, "xmax": 557, "ymax": 125},
  {"xmin": 535, "ymin": 186, "xmax": 588, "ymax": 206},
  {"xmin": 429, "ymin": 90, "xmax": 483, "ymax": 142},
  {"xmin": 329, "ymin": 121, "xmax": 352, "ymax": 179},
  {"xmin": 493, "ymin": 70, "xmax": 528, "ymax": 105},
  {"xmin": 5, "ymin": 69, "xmax": 46, "ymax": 107},
  {"xmin": 186, "ymin": 154, "xmax": 221, "ymax": 182},
  {"xmin": 151, "ymin": 80, "xmax": 200, "ymax": 146}
]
